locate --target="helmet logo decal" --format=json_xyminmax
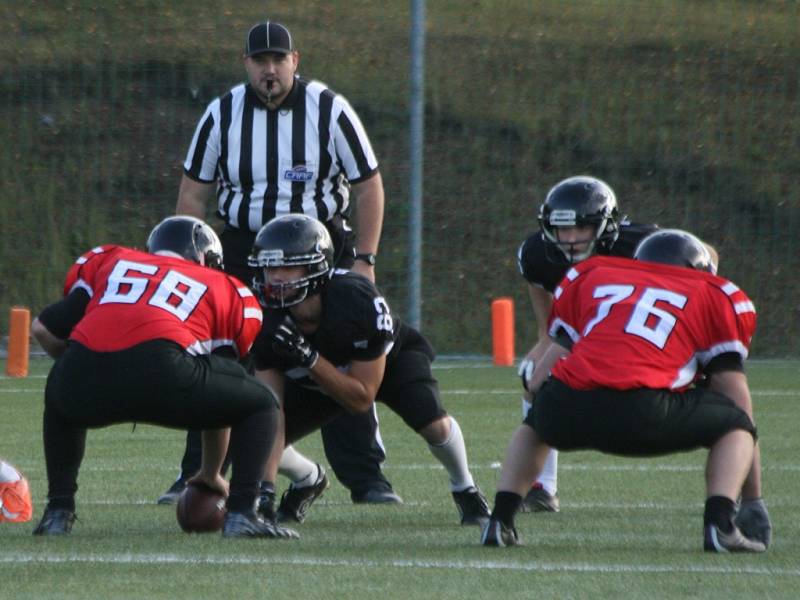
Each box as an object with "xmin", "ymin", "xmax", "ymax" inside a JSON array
[{"xmin": 549, "ymin": 209, "xmax": 577, "ymax": 227}]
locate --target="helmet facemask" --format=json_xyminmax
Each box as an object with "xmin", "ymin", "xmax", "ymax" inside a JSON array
[
  {"xmin": 541, "ymin": 211, "xmax": 618, "ymax": 264},
  {"xmin": 250, "ymin": 248, "xmax": 330, "ymax": 308}
]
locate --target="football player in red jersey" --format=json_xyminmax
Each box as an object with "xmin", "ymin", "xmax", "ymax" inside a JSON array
[
  {"xmin": 29, "ymin": 216, "xmax": 297, "ymax": 539},
  {"xmin": 483, "ymin": 229, "xmax": 770, "ymax": 552},
  {"xmin": 515, "ymin": 176, "xmax": 660, "ymax": 512}
]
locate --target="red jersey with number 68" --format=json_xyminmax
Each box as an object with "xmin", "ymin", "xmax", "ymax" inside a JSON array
[
  {"xmin": 548, "ymin": 256, "xmax": 756, "ymax": 391},
  {"xmin": 63, "ymin": 245, "xmax": 263, "ymax": 356}
]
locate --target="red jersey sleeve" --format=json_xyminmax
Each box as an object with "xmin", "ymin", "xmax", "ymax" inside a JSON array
[
  {"xmin": 63, "ymin": 245, "xmax": 120, "ymax": 297},
  {"xmin": 206, "ymin": 275, "xmax": 263, "ymax": 358}
]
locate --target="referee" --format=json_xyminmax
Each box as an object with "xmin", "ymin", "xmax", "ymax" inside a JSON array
[{"xmin": 161, "ymin": 20, "xmax": 401, "ymax": 505}]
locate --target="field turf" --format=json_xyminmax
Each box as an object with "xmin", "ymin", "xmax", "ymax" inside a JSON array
[{"xmin": 1, "ymin": 357, "xmax": 797, "ymax": 599}]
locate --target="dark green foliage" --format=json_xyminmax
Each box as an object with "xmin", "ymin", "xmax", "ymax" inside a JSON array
[{"xmin": 2, "ymin": 1, "xmax": 798, "ymax": 354}]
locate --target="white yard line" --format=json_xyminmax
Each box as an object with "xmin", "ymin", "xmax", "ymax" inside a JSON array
[{"xmin": 0, "ymin": 552, "xmax": 797, "ymax": 576}]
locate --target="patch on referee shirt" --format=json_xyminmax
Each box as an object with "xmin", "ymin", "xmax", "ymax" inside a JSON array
[{"xmin": 284, "ymin": 165, "xmax": 315, "ymax": 182}]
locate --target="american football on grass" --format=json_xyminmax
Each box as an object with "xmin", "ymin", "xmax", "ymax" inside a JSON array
[{"xmin": 176, "ymin": 480, "xmax": 227, "ymax": 533}]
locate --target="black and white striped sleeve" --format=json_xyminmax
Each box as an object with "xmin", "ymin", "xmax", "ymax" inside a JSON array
[
  {"xmin": 330, "ymin": 96, "xmax": 378, "ymax": 184},
  {"xmin": 183, "ymin": 99, "xmax": 222, "ymax": 183}
]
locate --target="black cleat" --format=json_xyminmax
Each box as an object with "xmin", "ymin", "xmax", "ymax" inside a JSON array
[
  {"xmin": 222, "ymin": 511, "xmax": 299, "ymax": 539},
  {"xmin": 520, "ymin": 485, "xmax": 560, "ymax": 513},
  {"xmin": 452, "ymin": 486, "xmax": 490, "ymax": 526},
  {"xmin": 480, "ymin": 517, "xmax": 520, "ymax": 547},
  {"xmin": 351, "ymin": 487, "xmax": 403, "ymax": 504},
  {"xmin": 276, "ymin": 464, "xmax": 330, "ymax": 523},
  {"xmin": 704, "ymin": 524, "xmax": 766, "ymax": 553},
  {"xmin": 157, "ymin": 477, "xmax": 187, "ymax": 505},
  {"xmin": 33, "ymin": 507, "xmax": 76, "ymax": 536}
]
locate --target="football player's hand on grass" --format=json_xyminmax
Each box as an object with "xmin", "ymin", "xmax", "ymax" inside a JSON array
[{"xmin": 735, "ymin": 497, "xmax": 772, "ymax": 547}]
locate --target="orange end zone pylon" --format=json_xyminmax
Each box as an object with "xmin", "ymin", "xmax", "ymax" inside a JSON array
[
  {"xmin": 6, "ymin": 307, "xmax": 30, "ymax": 378},
  {"xmin": 491, "ymin": 297, "xmax": 515, "ymax": 366}
]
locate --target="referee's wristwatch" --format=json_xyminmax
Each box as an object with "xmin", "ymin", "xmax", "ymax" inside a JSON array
[{"xmin": 355, "ymin": 252, "xmax": 376, "ymax": 266}]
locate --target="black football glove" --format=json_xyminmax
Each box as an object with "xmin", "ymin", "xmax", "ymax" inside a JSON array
[
  {"xmin": 272, "ymin": 318, "xmax": 319, "ymax": 369},
  {"xmin": 735, "ymin": 497, "xmax": 772, "ymax": 548}
]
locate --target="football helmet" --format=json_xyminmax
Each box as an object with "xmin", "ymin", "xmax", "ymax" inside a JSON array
[
  {"xmin": 634, "ymin": 229, "xmax": 715, "ymax": 273},
  {"xmin": 538, "ymin": 176, "xmax": 620, "ymax": 263},
  {"xmin": 248, "ymin": 214, "xmax": 334, "ymax": 308},
  {"xmin": 146, "ymin": 216, "xmax": 223, "ymax": 269}
]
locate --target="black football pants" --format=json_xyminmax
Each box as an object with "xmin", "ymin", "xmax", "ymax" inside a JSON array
[{"xmin": 43, "ymin": 340, "xmax": 278, "ymax": 513}]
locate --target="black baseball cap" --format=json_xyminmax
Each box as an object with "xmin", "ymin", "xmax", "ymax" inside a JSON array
[{"xmin": 245, "ymin": 21, "xmax": 294, "ymax": 57}]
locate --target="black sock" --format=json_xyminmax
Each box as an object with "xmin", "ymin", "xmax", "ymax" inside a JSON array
[
  {"xmin": 492, "ymin": 491, "xmax": 522, "ymax": 527},
  {"xmin": 228, "ymin": 407, "xmax": 279, "ymax": 513},
  {"xmin": 46, "ymin": 495, "xmax": 76, "ymax": 512},
  {"xmin": 704, "ymin": 495, "xmax": 736, "ymax": 533}
]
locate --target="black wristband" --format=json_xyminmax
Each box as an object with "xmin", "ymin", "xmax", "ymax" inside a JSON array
[{"xmin": 355, "ymin": 253, "xmax": 376, "ymax": 266}]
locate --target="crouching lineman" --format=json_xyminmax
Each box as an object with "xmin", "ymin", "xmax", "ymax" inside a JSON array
[
  {"xmin": 482, "ymin": 229, "xmax": 771, "ymax": 552},
  {"xmin": 30, "ymin": 216, "xmax": 297, "ymax": 539},
  {"xmin": 248, "ymin": 214, "xmax": 491, "ymax": 527}
]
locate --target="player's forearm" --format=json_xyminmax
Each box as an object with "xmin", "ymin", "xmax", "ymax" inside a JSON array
[
  {"xmin": 529, "ymin": 341, "xmax": 569, "ymax": 393},
  {"xmin": 200, "ymin": 428, "xmax": 230, "ymax": 478},
  {"xmin": 709, "ymin": 370, "xmax": 753, "ymax": 418},
  {"xmin": 741, "ymin": 442, "xmax": 763, "ymax": 500},
  {"xmin": 709, "ymin": 369, "xmax": 761, "ymax": 497},
  {"xmin": 31, "ymin": 317, "xmax": 68, "ymax": 359},
  {"xmin": 176, "ymin": 174, "xmax": 214, "ymax": 219},
  {"xmin": 309, "ymin": 357, "xmax": 377, "ymax": 414},
  {"xmin": 352, "ymin": 172, "xmax": 384, "ymax": 255}
]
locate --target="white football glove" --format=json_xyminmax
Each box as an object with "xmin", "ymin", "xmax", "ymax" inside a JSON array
[{"xmin": 518, "ymin": 358, "xmax": 535, "ymax": 392}]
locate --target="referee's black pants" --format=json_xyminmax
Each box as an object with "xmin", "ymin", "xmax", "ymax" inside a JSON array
[{"xmin": 43, "ymin": 340, "xmax": 278, "ymax": 513}]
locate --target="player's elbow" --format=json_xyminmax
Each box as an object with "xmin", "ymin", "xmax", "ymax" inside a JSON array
[
  {"xmin": 31, "ymin": 318, "xmax": 67, "ymax": 359},
  {"xmin": 345, "ymin": 395, "xmax": 375, "ymax": 415}
]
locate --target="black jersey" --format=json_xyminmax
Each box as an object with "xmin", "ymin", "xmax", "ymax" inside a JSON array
[
  {"xmin": 516, "ymin": 221, "xmax": 659, "ymax": 293},
  {"xmin": 252, "ymin": 270, "xmax": 401, "ymax": 387}
]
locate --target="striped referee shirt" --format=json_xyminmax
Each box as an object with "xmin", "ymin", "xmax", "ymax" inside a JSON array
[{"xmin": 183, "ymin": 77, "xmax": 379, "ymax": 233}]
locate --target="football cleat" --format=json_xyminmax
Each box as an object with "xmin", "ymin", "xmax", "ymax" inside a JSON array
[
  {"xmin": 351, "ymin": 487, "xmax": 403, "ymax": 504},
  {"xmin": 276, "ymin": 464, "xmax": 330, "ymax": 523},
  {"xmin": 452, "ymin": 486, "xmax": 491, "ymax": 526},
  {"xmin": 481, "ymin": 517, "xmax": 520, "ymax": 547},
  {"xmin": 157, "ymin": 477, "xmax": 187, "ymax": 505},
  {"xmin": 703, "ymin": 524, "xmax": 766, "ymax": 553},
  {"xmin": 520, "ymin": 484, "xmax": 560, "ymax": 513},
  {"xmin": 32, "ymin": 507, "xmax": 76, "ymax": 536},
  {"xmin": 222, "ymin": 511, "xmax": 299, "ymax": 539}
]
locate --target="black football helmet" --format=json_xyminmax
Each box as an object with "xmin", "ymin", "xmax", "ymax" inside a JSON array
[
  {"xmin": 248, "ymin": 214, "xmax": 334, "ymax": 308},
  {"xmin": 146, "ymin": 216, "xmax": 224, "ymax": 269},
  {"xmin": 538, "ymin": 176, "xmax": 620, "ymax": 264},
  {"xmin": 634, "ymin": 229, "xmax": 716, "ymax": 273}
]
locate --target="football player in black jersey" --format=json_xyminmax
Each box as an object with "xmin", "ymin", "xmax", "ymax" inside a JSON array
[
  {"xmin": 248, "ymin": 214, "xmax": 491, "ymax": 527},
  {"xmin": 515, "ymin": 176, "xmax": 659, "ymax": 512}
]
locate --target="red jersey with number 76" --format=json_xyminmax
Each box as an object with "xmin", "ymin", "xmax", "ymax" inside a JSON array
[
  {"xmin": 548, "ymin": 256, "xmax": 756, "ymax": 391},
  {"xmin": 63, "ymin": 245, "xmax": 263, "ymax": 357}
]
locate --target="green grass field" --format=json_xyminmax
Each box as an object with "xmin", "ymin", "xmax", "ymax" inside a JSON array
[{"xmin": 1, "ymin": 357, "xmax": 798, "ymax": 599}]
